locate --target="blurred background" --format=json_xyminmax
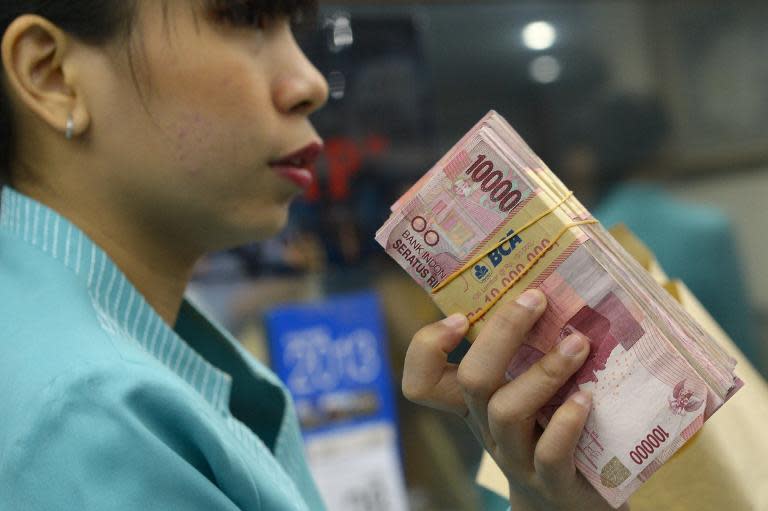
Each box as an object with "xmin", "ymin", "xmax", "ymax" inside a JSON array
[{"xmin": 189, "ymin": 1, "xmax": 768, "ymax": 509}]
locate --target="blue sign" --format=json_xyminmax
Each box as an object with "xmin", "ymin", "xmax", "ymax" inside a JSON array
[{"xmin": 265, "ymin": 291, "xmax": 398, "ymax": 437}]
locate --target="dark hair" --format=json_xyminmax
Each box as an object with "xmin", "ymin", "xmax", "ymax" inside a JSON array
[{"xmin": 0, "ymin": 0, "xmax": 317, "ymax": 187}]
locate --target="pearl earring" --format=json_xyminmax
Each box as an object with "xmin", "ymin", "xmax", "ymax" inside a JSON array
[{"xmin": 65, "ymin": 114, "xmax": 75, "ymax": 140}]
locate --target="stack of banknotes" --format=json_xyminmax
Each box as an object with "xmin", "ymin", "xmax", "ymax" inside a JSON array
[{"xmin": 375, "ymin": 111, "xmax": 743, "ymax": 508}]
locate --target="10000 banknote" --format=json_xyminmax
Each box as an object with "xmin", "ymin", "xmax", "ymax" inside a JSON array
[
  {"xmin": 376, "ymin": 111, "xmax": 740, "ymax": 507},
  {"xmin": 376, "ymin": 131, "xmax": 541, "ymax": 295},
  {"xmin": 379, "ymin": 149, "xmax": 710, "ymax": 497}
]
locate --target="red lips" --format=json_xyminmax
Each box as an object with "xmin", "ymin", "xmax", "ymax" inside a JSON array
[{"xmin": 269, "ymin": 142, "xmax": 324, "ymax": 189}]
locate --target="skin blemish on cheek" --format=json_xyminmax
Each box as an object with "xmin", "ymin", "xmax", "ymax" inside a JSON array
[
  {"xmin": 174, "ymin": 113, "xmax": 201, "ymax": 142},
  {"xmin": 218, "ymin": 75, "xmax": 233, "ymax": 89},
  {"xmin": 173, "ymin": 112, "xmax": 216, "ymax": 174}
]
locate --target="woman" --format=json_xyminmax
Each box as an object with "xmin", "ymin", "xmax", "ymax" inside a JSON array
[{"xmin": 0, "ymin": 1, "xmax": 619, "ymax": 510}]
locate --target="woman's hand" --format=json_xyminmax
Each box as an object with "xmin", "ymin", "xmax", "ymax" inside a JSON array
[{"xmin": 402, "ymin": 289, "xmax": 628, "ymax": 511}]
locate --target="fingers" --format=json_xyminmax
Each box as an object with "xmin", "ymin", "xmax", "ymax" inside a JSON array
[
  {"xmin": 534, "ymin": 390, "xmax": 592, "ymax": 485},
  {"xmin": 487, "ymin": 332, "xmax": 590, "ymax": 459},
  {"xmin": 458, "ymin": 289, "xmax": 547, "ymax": 448},
  {"xmin": 402, "ymin": 313, "xmax": 469, "ymax": 414}
]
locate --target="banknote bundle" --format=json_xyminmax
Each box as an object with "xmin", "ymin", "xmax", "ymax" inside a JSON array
[{"xmin": 375, "ymin": 111, "xmax": 743, "ymax": 508}]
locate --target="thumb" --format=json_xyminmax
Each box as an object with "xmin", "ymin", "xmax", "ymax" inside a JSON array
[{"xmin": 402, "ymin": 314, "xmax": 469, "ymax": 414}]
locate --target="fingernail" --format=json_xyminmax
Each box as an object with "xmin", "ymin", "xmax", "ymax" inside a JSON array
[
  {"xmin": 516, "ymin": 289, "xmax": 544, "ymax": 310},
  {"xmin": 442, "ymin": 313, "xmax": 468, "ymax": 331},
  {"xmin": 559, "ymin": 333, "xmax": 587, "ymax": 357},
  {"xmin": 569, "ymin": 390, "xmax": 591, "ymax": 408}
]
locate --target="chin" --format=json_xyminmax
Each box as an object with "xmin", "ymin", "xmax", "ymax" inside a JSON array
[
  {"xmin": 213, "ymin": 225, "xmax": 284, "ymax": 253},
  {"xmin": 243, "ymin": 207, "xmax": 291, "ymax": 241},
  {"xmin": 206, "ymin": 202, "xmax": 292, "ymax": 250}
]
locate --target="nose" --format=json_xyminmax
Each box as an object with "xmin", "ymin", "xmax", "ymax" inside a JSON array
[{"xmin": 273, "ymin": 32, "xmax": 329, "ymax": 117}]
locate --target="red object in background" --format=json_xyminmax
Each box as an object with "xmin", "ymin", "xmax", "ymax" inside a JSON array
[
  {"xmin": 304, "ymin": 135, "xmax": 391, "ymax": 202},
  {"xmin": 327, "ymin": 138, "xmax": 362, "ymax": 201},
  {"xmin": 364, "ymin": 134, "xmax": 389, "ymax": 157}
]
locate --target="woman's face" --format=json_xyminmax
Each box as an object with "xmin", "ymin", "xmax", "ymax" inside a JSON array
[{"xmin": 82, "ymin": 0, "xmax": 328, "ymax": 251}]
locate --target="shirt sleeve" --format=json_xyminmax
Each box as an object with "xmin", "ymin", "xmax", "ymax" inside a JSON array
[{"xmin": 1, "ymin": 362, "xmax": 244, "ymax": 511}]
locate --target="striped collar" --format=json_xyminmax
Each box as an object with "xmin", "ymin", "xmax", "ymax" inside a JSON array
[{"xmin": 0, "ymin": 186, "xmax": 232, "ymax": 413}]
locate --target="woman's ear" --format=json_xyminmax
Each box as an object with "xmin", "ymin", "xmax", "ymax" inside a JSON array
[{"xmin": 1, "ymin": 15, "xmax": 90, "ymax": 139}]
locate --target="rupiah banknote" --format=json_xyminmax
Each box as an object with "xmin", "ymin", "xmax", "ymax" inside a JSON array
[{"xmin": 376, "ymin": 111, "xmax": 742, "ymax": 508}]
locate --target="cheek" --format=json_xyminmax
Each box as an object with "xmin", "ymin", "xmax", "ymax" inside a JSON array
[
  {"xmin": 168, "ymin": 112, "xmax": 219, "ymax": 171},
  {"xmin": 162, "ymin": 72, "xmax": 273, "ymax": 175}
]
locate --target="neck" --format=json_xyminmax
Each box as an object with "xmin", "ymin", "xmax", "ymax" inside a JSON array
[
  {"xmin": 94, "ymin": 228, "xmax": 199, "ymax": 328},
  {"xmin": 13, "ymin": 180, "xmax": 201, "ymax": 327}
]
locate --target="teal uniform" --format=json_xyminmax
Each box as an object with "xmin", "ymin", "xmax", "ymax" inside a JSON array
[{"xmin": 0, "ymin": 187, "xmax": 326, "ymax": 510}]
